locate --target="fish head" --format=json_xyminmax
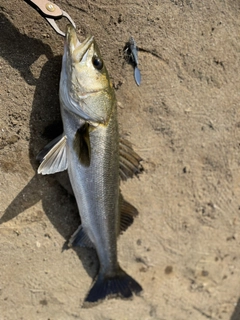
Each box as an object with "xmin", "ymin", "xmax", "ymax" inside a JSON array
[{"xmin": 60, "ymin": 25, "xmax": 115, "ymax": 123}]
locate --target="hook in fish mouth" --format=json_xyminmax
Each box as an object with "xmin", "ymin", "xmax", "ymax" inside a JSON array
[{"xmin": 65, "ymin": 24, "xmax": 94, "ymax": 63}]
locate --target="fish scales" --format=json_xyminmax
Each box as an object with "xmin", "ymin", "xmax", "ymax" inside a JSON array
[
  {"xmin": 64, "ymin": 107, "xmax": 120, "ymax": 274},
  {"xmin": 38, "ymin": 24, "xmax": 142, "ymax": 305}
]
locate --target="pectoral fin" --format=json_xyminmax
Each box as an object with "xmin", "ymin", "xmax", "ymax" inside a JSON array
[
  {"xmin": 37, "ymin": 135, "xmax": 68, "ymax": 175},
  {"xmin": 74, "ymin": 123, "xmax": 91, "ymax": 167},
  {"xmin": 119, "ymin": 138, "xmax": 143, "ymax": 180}
]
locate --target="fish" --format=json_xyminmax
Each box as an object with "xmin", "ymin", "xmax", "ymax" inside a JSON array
[{"xmin": 37, "ymin": 24, "xmax": 143, "ymax": 305}]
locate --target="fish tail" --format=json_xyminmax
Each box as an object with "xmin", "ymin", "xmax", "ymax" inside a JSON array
[{"xmin": 83, "ymin": 267, "xmax": 142, "ymax": 305}]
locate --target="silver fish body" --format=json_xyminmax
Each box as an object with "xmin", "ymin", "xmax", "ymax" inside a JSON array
[
  {"xmin": 61, "ymin": 104, "xmax": 120, "ymax": 276},
  {"xmin": 38, "ymin": 25, "xmax": 142, "ymax": 304}
]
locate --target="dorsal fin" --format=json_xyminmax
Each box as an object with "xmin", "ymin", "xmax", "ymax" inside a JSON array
[
  {"xmin": 120, "ymin": 198, "xmax": 139, "ymax": 233},
  {"xmin": 119, "ymin": 138, "xmax": 143, "ymax": 180},
  {"xmin": 37, "ymin": 134, "xmax": 143, "ymax": 178},
  {"xmin": 69, "ymin": 194, "xmax": 139, "ymax": 248}
]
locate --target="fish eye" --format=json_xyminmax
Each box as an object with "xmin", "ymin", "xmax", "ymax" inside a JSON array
[{"xmin": 92, "ymin": 56, "xmax": 103, "ymax": 70}]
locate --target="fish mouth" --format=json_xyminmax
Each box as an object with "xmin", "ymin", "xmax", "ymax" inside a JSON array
[{"xmin": 65, "ymin": 24, "xmax": 94, "ymax": 63}]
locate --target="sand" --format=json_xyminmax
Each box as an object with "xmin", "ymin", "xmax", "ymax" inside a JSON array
[{"xmin": 1, "ymin": 1, "xmax": 240, "ymax": 319}]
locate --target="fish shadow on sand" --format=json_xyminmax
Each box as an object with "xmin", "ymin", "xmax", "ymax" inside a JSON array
[
  {"xmin": 230, "ymin": 297, "xmax": 240, "ymax": 320},
  {"xmin": 0, "ymin": 13, "xmax": 99, "ymax": 279}
]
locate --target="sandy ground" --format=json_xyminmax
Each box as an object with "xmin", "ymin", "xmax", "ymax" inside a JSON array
[{"xmin": 1, "ymin": 0, "xmax": 240, "ymax": 319}]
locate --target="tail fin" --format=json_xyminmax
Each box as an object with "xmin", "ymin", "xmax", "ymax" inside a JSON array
[{"xmin": 83, "ymin": 268, "xmax": 142, "ymax": 306}]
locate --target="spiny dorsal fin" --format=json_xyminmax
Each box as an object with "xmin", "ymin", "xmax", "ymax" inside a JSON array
[
  {"xmin": 37, "ymin": 135, "xmax": 68, "ymax": 175},
  {"xmin": 74, "ymin": 123, "xmax": 91, "ymax": 167},
  {"xmin": 119, "ymin": 138, "xmax": 143, "ymax": 181}
]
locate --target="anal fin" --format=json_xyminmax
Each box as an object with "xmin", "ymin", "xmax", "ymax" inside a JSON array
[
  {"xmin": 69, "ymin": 196, "xmax": 139, "ymax": 249},
  {"xmin": 68, "ymin": 225, "xmax": 94, "ymax": 248}
]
